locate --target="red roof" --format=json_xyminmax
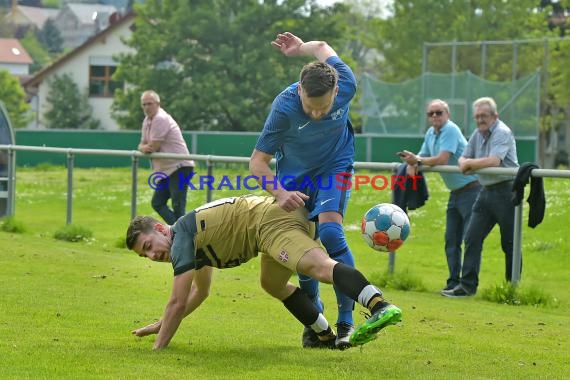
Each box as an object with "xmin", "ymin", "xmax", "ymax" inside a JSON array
[{"xmin": 0, "ymin": 38, "xmax": 33, "ymax": 64}]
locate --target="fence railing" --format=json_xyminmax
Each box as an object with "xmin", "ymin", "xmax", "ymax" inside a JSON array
[{"xmin": 2, "ymin": 144, "xmax": 570, "ymax": 285}]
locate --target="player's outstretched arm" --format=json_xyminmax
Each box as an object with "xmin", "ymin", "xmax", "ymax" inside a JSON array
[
  {"xmin": 131, "ymin": 268, "xmax": 212, "ymax": 340},
  {"xmin": 271, "ymin": 32, "xmax": 337, "ymax": 62},
  {"xmin": 153, "ymin": 270, "xmax": 194, "ymax": 349},
  {"xmin": 182, "ymin": 267, "xmax": 213, "ymax": 316}
]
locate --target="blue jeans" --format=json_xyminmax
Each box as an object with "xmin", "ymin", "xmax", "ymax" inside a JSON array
[
  {"xmin": 444, "ymin": 185, "xmax": 481, "ymax": 289},
  {"xmin": 151, "ymin": 166, "xmax": 193, "ymax": 225},
  {"xmin": 460, "ymin": 181, "xmax": 518, "ymax": 294}
]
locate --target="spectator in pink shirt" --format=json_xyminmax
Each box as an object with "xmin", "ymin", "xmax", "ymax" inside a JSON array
[{"xmin": 138, "ymin": 90, "xmax": 195, "ymax": 224}]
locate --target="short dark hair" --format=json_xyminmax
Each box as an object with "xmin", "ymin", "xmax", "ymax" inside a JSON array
[
  {"xmin": 299, "ymin": 61, "xmax": 338, "ymax": 97},
  {"xmin": 125, "ymin": 216, "xmax": 160, "ymax": 249}
]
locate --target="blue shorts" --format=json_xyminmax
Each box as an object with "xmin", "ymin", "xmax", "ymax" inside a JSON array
[{"xmin": 303, "ymin": 167, "xmax": 353, "ymax": 221}]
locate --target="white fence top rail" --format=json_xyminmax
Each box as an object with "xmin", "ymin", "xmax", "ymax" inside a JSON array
[{"xmin": 2, "ymin": 144, "xmax": 570, "ymax": 178}]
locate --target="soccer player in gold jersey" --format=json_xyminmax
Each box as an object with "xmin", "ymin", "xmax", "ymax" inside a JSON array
[{"xmin": 126, "ymin": 195, "xmax": 401, "ymax": 350}]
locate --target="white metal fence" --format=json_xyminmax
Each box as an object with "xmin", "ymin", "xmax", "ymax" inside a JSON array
[{"xmin": 2, "ymin": 144, "xmax": 570, "ymax": 284}]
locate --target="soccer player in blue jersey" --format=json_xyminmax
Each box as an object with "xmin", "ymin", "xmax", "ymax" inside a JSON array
[{"xmin": 250, "ymin": 32, "xmax": 401, "ymax": 349}]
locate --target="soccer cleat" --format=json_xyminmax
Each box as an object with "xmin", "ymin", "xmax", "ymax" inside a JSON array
[
  {"xmin": 302, "ymin": 326, "xmax": 322, "ymax": 348},
  {"xmin": 317, "ymin": 327, "xmax": 337, "ymax": 349},
  {"xmin": 349, "ymin": 304, "xmax": 402, "ymax": 346},
  {"xmin": 335, "ymin": 322, "xmax": 354, "ymax": 350},
  {"xmin": 302, "ymin": 326, "xmax": 337, "ymax": 349}
]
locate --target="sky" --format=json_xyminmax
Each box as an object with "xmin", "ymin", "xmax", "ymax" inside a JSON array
[
  {"xmin": 316, "ymin": 0, "xmax": 342, "ymax": 5},
  {"xmin": 316, "ymin": 0, "xmax": 393, "ymax": 18}
]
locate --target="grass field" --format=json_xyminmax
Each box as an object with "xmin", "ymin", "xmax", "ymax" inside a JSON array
[{"xmin": 1, "ymin": 165, "xmax": 569, "ymax": 379}]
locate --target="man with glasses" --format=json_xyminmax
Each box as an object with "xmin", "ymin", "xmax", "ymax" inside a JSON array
[
  {"xmin": 442, "ymin": 96, "xmax": 519, "ymax": 297},
  {"xmin": 398, "ymin": 99, "xmax": 481, "ymax": 293},
  {"xmin": 138, "ymin": 90, "xmax": 194, "ymax": 225}
]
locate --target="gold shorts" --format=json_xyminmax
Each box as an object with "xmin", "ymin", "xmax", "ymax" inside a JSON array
[{"xmin": 258, "ymin": 203, "xmax": 321, "ymax": 272}]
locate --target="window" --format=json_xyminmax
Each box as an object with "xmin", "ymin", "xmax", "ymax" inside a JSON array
[{"xmin": 89, "ymin": 65, "xmax": 123, "ymax": 97}]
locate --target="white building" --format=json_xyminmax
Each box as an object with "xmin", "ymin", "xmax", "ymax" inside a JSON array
[
  {"xmin": 0, "ymin": 38, "xmax": 33, "ymax": 77},
  {"xmin": 24, "ymin": 12, "xmax": 136, "ymax": 130}
]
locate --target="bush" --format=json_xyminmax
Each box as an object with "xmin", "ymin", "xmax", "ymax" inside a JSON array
[
  {"xmin": 0, "ymin": 217, "xmax": 25, "ymax": 233},
  {"xmin": 54, "ymin": 224, "xmax": 93, "ymax": 242},
  {"xmin": 369, "ymin": 268, "xmax": 426, "ymax": 292},
  {"xmin": 481, "ymin": 282, "xmax": 558, "ymax": 307}
]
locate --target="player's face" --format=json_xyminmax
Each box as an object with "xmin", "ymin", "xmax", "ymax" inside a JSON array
[
  {"xmin": 133, "ymin": 229, "xmax": 171, "ymax": 262},
  {"xmin": 141, "ymin": 96, "xmax": 159, "ymax": 118},
  {"xmin": 473, "ymin": 104, "xmax": 498, "ymax": 133},
  {"xmin": 298, "ymin": 86, "xmax": 338, "ymax": 121}
]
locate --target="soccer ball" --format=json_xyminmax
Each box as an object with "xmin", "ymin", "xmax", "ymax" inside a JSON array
[{"xmin": 361, "ymin": 203, "xmax": 411, "ymax": 252}]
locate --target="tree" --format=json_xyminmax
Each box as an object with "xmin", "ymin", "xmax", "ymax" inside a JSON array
[
  {"xmin": 333, "ymin": 0, "xmax": 388, "ymax": 77},
  {"xmin": 378, "ymin": 0, "xmax": 550, "ymax": 82},
  {"xmin": 20, "ymin": 29, "xmax": 51, "ymax": 74},
  {"xmin": 0, "ymin": 70, "xmax": 32, "ymax": 129},
  {"xmin": 37, "ymin": 18, "xmax": 63, "ymax": 56},
  {"xmin": 45, "ymin": 74, "xmax": 100, "ymax": 129},
  {"xmin": 112, "ymin": 0, "xmax": 350, "ymax": 131},
  {"xmin": 374, "ymin": 0, "xmax": 570, "ymax": 167}
]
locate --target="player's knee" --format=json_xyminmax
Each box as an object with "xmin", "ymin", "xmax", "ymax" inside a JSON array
[
  {"xmin": 318, "ymin": 222, "xmax": 347, "ymax": 253},
  {"xmin": 299, "ymin": 258, "xmax": 335, "ymax": 284}
]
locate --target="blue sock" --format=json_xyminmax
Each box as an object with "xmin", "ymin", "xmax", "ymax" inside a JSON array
[{"xmin": 319, "ymin": 222, "xmax": 356, "ymax": 325}]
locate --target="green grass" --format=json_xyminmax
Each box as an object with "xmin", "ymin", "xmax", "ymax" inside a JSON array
[
  {"xmin": 1, "ymin": 166, "xmax": 569, "ymax": 379},
  {"xmin": 0, "ymin": 216, "xmax": 25, "ymax": 233}
]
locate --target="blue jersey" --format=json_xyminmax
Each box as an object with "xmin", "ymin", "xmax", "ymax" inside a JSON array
[
  {"xmin": 255, "ymin": 56, "xmax": 357, "ymax": 189},
  {"xmin": 418, "ymin": 120, "xmax": 478, "ymax": 191}
]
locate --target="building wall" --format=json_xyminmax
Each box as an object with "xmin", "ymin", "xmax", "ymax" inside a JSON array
[
  {"xmin": 35, "ymin": 20, "xmax": 135, "ymax": 130},
  {"xmin": 0, "ymin": 62, "xmax": 28, "ymax": 76}
]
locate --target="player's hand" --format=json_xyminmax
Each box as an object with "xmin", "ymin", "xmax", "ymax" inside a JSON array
[
  {"xmin": 271, "ymin": 32, "xmax": 303, "ymax": 57},
  {"xmin": 276, "ymin": 190, "xmax": 309, "ymax": 212},
  {"xmin": 132, "ymin": 321, "xmax": 161, "ymax": 337}
]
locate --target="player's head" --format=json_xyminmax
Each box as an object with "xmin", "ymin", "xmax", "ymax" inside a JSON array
[
  {"xmin": 426, "ymin": 99, "xmax": 450, "ymax": 129},
  {"xmin": 298, "ymin": 61, "xmax": 339, "ymax": 121},
  {"xmin": 140, "ymin": 90, "xmax": 161, "ymax": 118},
  {"xmin": 126, "ymin": 216, "xmax": 172, "ymax": 262},
  {"xmin": 473, "ymin": 97, "xmax": 498, "ymax": 133}
]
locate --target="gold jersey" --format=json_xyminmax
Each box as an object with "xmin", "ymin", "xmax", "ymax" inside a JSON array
[{"xmin": 171, "ymin": 195, "xmax": 319, "ymax": 275}]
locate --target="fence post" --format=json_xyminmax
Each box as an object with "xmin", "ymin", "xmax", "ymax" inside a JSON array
[
  {"xmin": 511, "ymin": 204, "xmax": 523, "ymax": 284},
  {"xmin": 388, "ymin": 251, "xmax": 396, "ymax": 274},
  {"xmin": 388, "ymin": 165, "xmax": 399, "ymax": 274},
  {"xmin": 206, "ymin": 157, "xmax": 213, "ymax": 203},
  {"xmin": 7, "ymin": 146, "xmax": 15, "ymax": 216},
  {"xmin": 131, "ymin": 153, "xmax": 139, "ymax": 220},
  {"xmin": 66, "ymin": 150, "xmax": 74, "ymax": 225}
]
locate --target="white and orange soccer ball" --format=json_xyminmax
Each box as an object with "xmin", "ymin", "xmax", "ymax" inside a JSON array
[{"xmin": 361, "ymin": 203, "xmax": 411, "ymax": 252}]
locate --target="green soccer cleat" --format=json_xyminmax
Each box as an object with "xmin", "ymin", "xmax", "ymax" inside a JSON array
[{"xmin": 349, "ymin": 304, "xmax": 402, "ymax": 346}]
